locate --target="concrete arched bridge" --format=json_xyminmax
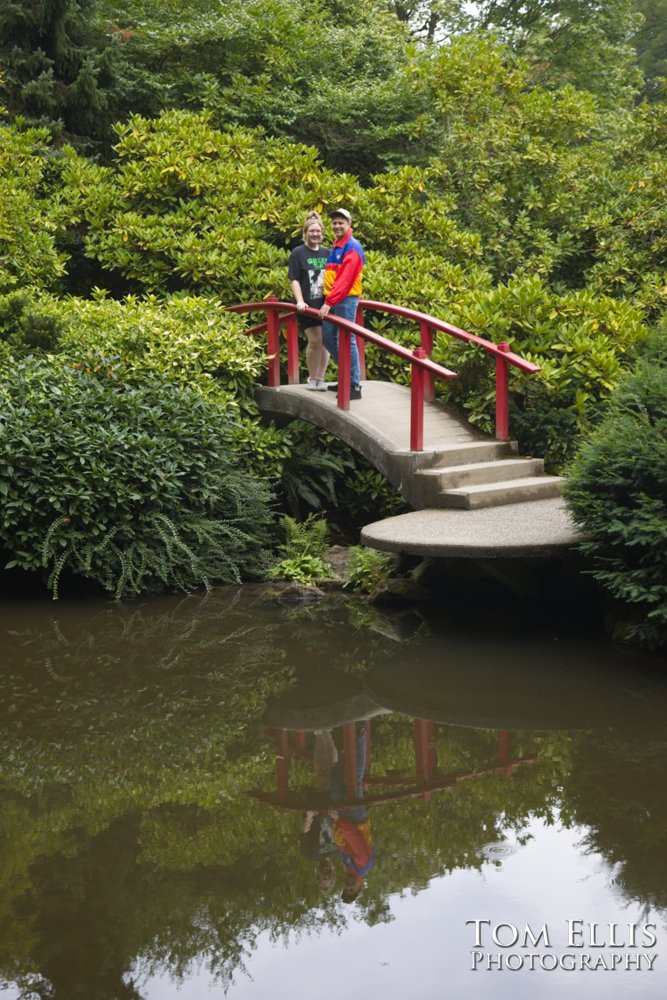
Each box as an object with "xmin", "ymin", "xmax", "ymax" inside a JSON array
[{"xmin": 228, "ymin": 298, "xmax": 583, "ymax": 558}]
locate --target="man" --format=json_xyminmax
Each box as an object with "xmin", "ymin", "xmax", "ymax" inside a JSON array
[{"xmin": 318, "ymin": 209, "xmax": 365, "ymax": 400}]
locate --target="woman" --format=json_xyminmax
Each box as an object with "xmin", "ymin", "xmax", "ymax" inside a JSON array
[{"xmin": 287, "ymin": 211, "xmax": 330, "ymax": 390}]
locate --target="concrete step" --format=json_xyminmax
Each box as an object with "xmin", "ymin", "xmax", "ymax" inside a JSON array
[
  {"xmin": 414, "ymin": 458, "xmax": 545, "ymax": 504},
  {"xmin": 438, "ymin": 475, "xmax": 563, "ymax": 510},
  {"xmin": 414, "ymin": 440, "xmax": 518, "ymax": 469}
]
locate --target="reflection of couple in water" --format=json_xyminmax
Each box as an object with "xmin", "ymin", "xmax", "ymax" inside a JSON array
[{"xmin": 300, "ymin": 724, "xmax": 374, "ymax": 903}]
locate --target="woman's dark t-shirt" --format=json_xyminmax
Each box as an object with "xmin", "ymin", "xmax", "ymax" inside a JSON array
[{"xmin": 287, "ymin": 244, "xmax": 329, "ymax": 313}]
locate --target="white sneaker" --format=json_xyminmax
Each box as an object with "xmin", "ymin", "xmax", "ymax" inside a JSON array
[
  {"xmin": 314, "ymin": 379, "xmax": 329, "ymax": 391},
  {"xmin": 306, "ymin": 378, "xmax": 320, "ymax": 390}
]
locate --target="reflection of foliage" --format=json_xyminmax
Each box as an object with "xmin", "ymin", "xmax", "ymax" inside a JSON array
[
  {"xmin": 0, "ymin": 590, "xmax": 287, "ymax": 790},
  {"xmin": 1, "ymin": 590, "xmax": 662, "ymax": 997},
  {"xmin": 0, "ymin": 727, "xmax": 569, "ymax": 997},
  {"xmin": 564, "ymin": 724, "xmax": 667, "ymax": 910}
]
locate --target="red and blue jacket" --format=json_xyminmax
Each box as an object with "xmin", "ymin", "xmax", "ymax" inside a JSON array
[
  {"xmin": 334, "ymin": 816, "xmax": 374, "ymax": 877},
  {"xmin": 323, "ymin": 230, "xmax": 365, "ymax": 307}
]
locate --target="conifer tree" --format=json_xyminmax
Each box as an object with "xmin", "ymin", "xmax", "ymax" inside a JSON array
[{"xmin": 0, "ymin": 0, "xmax": 121, "ymax": 152}]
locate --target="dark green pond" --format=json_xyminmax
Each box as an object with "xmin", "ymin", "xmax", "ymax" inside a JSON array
[{"xmin": 1, "ymin": 586, "xmax": 666, "ymax": 999}]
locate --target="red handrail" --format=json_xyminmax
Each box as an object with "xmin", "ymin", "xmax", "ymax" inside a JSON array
[
  {"xmin": 358, "ymin": 300, "xmax": 540, "ymax": 440},
  {"xmin": 227, "ymin": 298, "xmax": 457, "ymax": 451},
  {"xmin": 227, "ymin": 296, "xmax": 541, "ymax": 448}
]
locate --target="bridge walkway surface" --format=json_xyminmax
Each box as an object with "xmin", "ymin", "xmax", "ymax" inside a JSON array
[{"xmin": 255, "ymin": 380, "xmax": 584, "ymax": 558}]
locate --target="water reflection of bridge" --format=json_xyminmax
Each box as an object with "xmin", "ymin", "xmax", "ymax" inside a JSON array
[
  {"xmin": 250, "ymin": 722, "xmax": 537, "ymax": 811},
  {"xmin": 249, "ymin": 661, "xmax": 541, "ymax": 810}
]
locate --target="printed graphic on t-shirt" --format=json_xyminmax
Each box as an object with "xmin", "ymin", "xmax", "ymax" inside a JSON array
[{"xmin": 308, "ymin": 265, "xmax": 325, "ymax": 300}]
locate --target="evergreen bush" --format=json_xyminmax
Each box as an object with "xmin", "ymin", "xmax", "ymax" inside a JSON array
[
  {"xmin": 0, "ymin": 356, "xmax": 274, "ymax": 597},
  {"xmin": 564, "ymin": 356, "xmax": 667, "ymax": 648}
]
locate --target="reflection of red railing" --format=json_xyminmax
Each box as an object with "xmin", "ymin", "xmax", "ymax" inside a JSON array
[
  {"xmin": 227, "ymin": 296, "xmax": 541, "ymax": 447},
  {"xmin": 249, "ymin": 723, "xmax": 537, "ymax": 811}
]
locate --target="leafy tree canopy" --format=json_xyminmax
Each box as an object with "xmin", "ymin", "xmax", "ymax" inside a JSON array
[
  {"xmin": 462, "ymin": 0, "xmax": 643, "ymax": 104},
  {"xmin": 90, "ymin": 0, "xmax": 430, "ymax": 174},
  {"xmin": 632, "ymin": 0, "xmax": 667, "ymax": 96}
]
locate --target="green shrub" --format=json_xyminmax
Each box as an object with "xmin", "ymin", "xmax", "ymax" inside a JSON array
[
  {"xmin": 276, "ymin": 514, "xmax": 329, "ymax": 558},
  {"xmin": 584, "ymin": 103, "xmax": 667, "ymax": 313},
  {"xmin": 60, "ymin": 111, "xmax": 352, "ymax": 298},
  {"xmin": 0, "ymin": 287, "xmax": 318, "ymax": 494},
  {"xmin": 0, "ymin": 289, "xmax": 370, "ymax": 527},
  {"xmin": 564, "ymin": 360, "xmax": 667, "ymax": 648},
  {"xmin": 0, "ymin": 356, "xmax": 274, "ymax": 597},
  {"xmin": 276, "ymin": 422, "xmax": 353, "ymax": 518},
  {"xmin": 331, "ymin": 457, "xmax": 409, "ymax": 536},
  {"xmin": 0, "ymin": 290, "xmax": 65, "ymax": 353},
  {"xmin": 629, "ymin": 313, "xmax": 667, "ymax": 366},
  {"xmin": 0, "ymin": 123, "xmax": 69, "ymax": 294},
  {"xmin": 269, "ymin": 554, "xmax": 331, "ymax": 584},
  {"xmin": 25, "ymin": 290, "xmax": 264, "ymax": 402}
]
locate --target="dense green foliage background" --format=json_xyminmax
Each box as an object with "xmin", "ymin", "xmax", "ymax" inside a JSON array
[{"xmin": 0, "ymin": 0, "xmax": 665, "ymax": 634}]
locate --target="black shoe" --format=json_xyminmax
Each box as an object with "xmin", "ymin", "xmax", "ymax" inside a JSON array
[{"xmin": 326, "ymin": 383, "xmax": 361, "ymax": 399}]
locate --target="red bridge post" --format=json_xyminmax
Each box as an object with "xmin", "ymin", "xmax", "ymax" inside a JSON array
[
  {"xmin": 419, "ymin": 320, "xmax": 435, "ymax": 402},
  {"xmin": 273, "ymin": 728, "xmax": 290, "ymax": 803},
  {"xmin": 265, "ymin": 296, "xmax": 281, "ymax": 388},
  {"xmin": 342, "ymin": 722, "xmax": 359, "ymax": 800},
  {"xmin": 337, "ymin": 324, "xmax": 351, "ymax": 410},
  {"xmin": 355, "ymin": 302, "xmax": 366, "ymax": 380},
  {"xmin": 495, "ymin": 342, "xmax": 510, "ymax": 440},
  {"xmin": 414, "ymin": 719, "xmax": 437, "ymax": 798},
  {"xmin": 498, "ymin": 730, "xmax": 512, "ymax": 777},
  {"xmin": 285, "ymin": 311, "xmax": 300, "ymax": 385},
  {"xmin": 411, "ymin": 348, "xmax": 426, "ymax": 451}
]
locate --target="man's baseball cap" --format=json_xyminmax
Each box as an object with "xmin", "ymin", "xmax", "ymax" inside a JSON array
[{"xmin": 330, "ymin": 208, "xmax": 352, "ymax": 223}]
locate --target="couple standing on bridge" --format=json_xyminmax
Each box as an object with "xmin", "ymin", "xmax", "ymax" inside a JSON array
[{"xmin": 288, "ymin": 208, "xmax": 365, "ymax": 401}]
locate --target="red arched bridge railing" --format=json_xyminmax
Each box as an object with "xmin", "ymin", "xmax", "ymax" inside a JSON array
[{"xmin": 226, "ymin": 296, "xmax": 540, "ymax": 452}]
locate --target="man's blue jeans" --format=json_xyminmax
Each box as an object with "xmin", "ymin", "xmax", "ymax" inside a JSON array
[
  {"xmin": 322, "ymin": 296, "xmax": 361, "ymax": 387},
  {"xmin": 331, "ymin": 722, "xmax": 368, "ymax": 823}
]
